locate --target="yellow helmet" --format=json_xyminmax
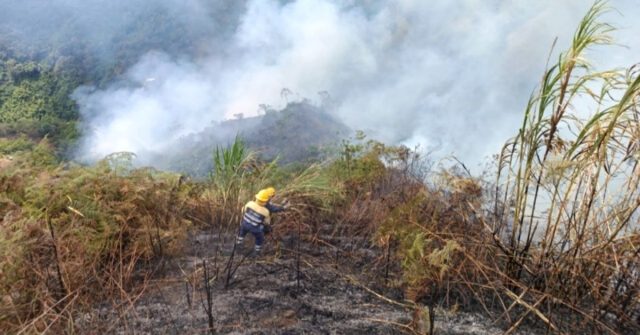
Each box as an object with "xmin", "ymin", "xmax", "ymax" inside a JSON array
[
  {"xmin": 265, "ymin": 187, "xmax": 276, "ymax": 197},
  {"xmin": 255, "ymin": 189, "xmax": 273, "ymax": 202}
]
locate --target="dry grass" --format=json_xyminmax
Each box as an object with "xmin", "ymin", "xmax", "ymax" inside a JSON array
[
  {"xmin": 304, "ymin": 4, "xmax": 640, "ymax": 333},
  {"xmin": 0, "ymin": 147, "xmax": 199, "ymax": 333},
  {"xmin": 486, "ymin": 1, "xmax": 640, "ymax": 333}
]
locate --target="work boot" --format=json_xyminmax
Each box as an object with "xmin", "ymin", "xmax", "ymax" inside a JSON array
[
  {"xmin": 234, "ymin": 236, "xmax": 245, "ymax": 251},
  {"xmin": 249, "ymin": 246, "xmax": 262, "ymax": 258},
  {"xmin": 221, "ymin": 238, "xmax": 243, "ymax": 256},
  {"xmin": 235, "ymin": 235, "xmax": 244, "ymax": 245},
  {"xmin": 236, "ymin": 244, "xmax": 245, "ymax": 254}
]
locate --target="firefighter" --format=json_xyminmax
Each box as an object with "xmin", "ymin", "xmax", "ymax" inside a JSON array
[{"xmin": 235, "ymin": 187, "xmax": 289, "ymax": 255}]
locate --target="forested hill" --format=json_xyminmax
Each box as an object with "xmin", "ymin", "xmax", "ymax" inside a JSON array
[
  {"xmin": 0, "ymin": 1, "xmax": 350, "ymax": 169},
  {"xmin": 151, "ymin": 102, "xmax": 351, "ymax": 176}
]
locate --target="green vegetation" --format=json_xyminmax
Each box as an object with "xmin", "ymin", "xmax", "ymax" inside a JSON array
[
  {"xmin": 0, "ymin": 1, "xmax": 239, "ymax": 157},
  {"xmin": 0, "ymin": 135, "xmax": 33, "ymax": 154},
  {"xmin": 0, "ymin": 57, "xmax": 80, "ymax": 153}
]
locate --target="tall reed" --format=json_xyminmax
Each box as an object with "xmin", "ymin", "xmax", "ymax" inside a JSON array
[{"xmin": 493, "ymin": 1, "xmax": 640, "ymax": 331}]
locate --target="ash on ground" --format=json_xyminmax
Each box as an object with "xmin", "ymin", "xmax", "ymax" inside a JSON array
[{"xmin": 76, "ymin": 231, "xmax": 530, "ymax": 335}]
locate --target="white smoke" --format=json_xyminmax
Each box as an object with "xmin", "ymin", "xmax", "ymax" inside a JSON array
[{"xmin": 63, "ymin": 0, "xmax": 640, "ymax": 168}]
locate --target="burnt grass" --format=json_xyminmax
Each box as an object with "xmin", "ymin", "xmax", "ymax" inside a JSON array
[{"xmin": 74, "ymin": 228, "xmax": 528, "ymax": 334}]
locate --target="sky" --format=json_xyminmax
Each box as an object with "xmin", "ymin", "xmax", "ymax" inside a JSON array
[{"xmin": 2, "ymin": 0, "xmax": 639, "ymax": 170}]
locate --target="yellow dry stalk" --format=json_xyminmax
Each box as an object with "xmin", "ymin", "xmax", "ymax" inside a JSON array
[{"xmin": 427, "ymin": 240, "xmax": 462, "ymax": 281}]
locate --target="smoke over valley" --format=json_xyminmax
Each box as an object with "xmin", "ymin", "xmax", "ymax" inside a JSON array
[{"xmin": 2, "ymin": 0, "xmax": 640, "ymax": 170}]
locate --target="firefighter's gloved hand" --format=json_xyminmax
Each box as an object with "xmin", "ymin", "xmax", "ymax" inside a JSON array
[
  {"xmin": 263, "ymin": 225, "xmax": 272, "ymax": 235},
  {"xmin": 283, "ymin": 199, "xmax": 291, "ymax": 210}
]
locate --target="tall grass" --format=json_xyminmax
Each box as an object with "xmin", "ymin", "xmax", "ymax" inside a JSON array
[
  {"xmin": 346, "ymin": 3, "xmax": 640, "ymax": 333},
  {"xmin": 492, "ymin": 1, "xmax": 640, "ymax": 332}
]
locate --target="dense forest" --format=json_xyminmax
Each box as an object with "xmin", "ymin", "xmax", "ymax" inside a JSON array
[{"xmin": 2, "ymin": 1, "xmax": 640, "ymax": 334}]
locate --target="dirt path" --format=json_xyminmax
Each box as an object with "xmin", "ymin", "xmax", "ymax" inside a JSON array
[{"xmin": 75, "ymin": 231, "xmax": 527, "ymax": 334}]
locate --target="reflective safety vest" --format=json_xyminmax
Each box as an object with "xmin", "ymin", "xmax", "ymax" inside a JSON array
[{"xmin": 242, "ymin": 201, "xmax": 271, "ymax": 226}]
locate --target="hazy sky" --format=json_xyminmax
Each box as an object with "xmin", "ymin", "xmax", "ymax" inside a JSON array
[{"xmin": 3, "ymin": 0, "xmax": 639, "ymax": 169}]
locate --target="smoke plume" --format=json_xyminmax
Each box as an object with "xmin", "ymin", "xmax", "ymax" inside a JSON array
[{"xmin": 2, "ymin": 0, "xmax": 639, "ymax": 169}]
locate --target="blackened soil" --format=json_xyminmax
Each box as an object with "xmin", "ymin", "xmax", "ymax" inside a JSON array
[{"xmin": 74, "ymin": 231, "xmax": 526, "ymax": 334}]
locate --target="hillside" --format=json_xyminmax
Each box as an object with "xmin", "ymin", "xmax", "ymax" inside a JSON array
[
  {"xmin": 247, "ymin": 103, "xmax": 350, "ymax": 162},
  {"xmin": 153, "ymin": 102, "xmax": 350, "ymax": 176}
]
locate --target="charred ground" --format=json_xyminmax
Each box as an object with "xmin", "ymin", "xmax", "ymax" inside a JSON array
[{"xmin": 74, "ymin": 227, "xmax": 525, "ymax": 335}]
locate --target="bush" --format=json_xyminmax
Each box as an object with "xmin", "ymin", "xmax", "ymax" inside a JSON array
[{"xmin": 0, "ymin": 135, "xmax": 34, "ymax": 154}]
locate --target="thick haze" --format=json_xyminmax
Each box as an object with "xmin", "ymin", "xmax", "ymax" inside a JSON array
[{"xmin": 3, "ymin": 0, "xmax": 640, "ymax": 168}]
